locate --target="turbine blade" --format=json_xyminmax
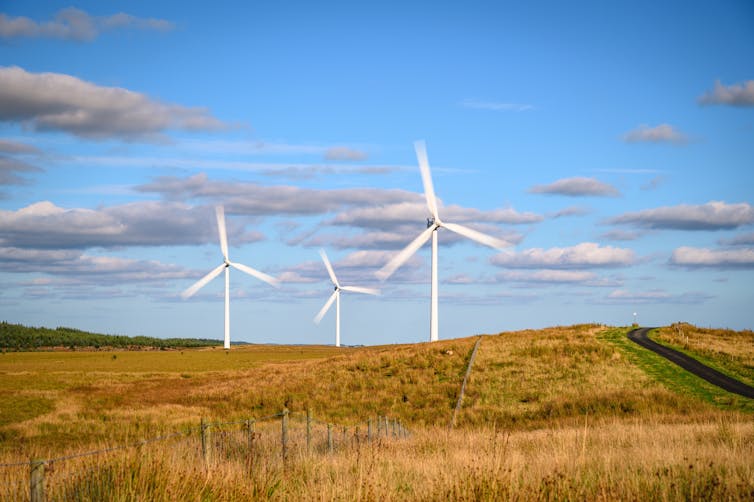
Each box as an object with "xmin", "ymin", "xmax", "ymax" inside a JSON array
[
  {"xmin": 415, "ymin": 140, "xmax": 439, "ymax": 219},
  {"xmin": 319, "ymin": 249, "xmax": 339, "ymax": 287},
  {"xmin": 229, "ymin": 261, "xmax": 280, "ymax": 287},
  {"xmin": 442, "ymin": 221, "xmax": 510, "ymax": 250},
  {"xmin": 215, "ymin": 206, "xmax": 229, "ymax": 260},
  {"xmin": 181, "ymin": 263, "xmax": 225, "ymax": 299},
  {"xmin": 375, "ymin": 224, "xmax": 435, "ymax": 281},
  {"xmin": 341, "ymin": 285, "xmax": 380, "ymax": 296},
  {"xmin": 314, "ymin": 290, "xmax": 338, "ymax": 324}
]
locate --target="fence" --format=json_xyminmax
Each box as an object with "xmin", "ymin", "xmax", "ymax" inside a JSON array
[{"xmin": 0, "ymin": 408, "xmax": 410, "ymax": 501}]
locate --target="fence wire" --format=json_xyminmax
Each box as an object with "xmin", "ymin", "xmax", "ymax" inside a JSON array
[{"xmin": 1, "ymin": 410, "xmax": 410, "ymax": 501}]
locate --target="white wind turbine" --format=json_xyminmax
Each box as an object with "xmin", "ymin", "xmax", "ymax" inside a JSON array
[
  {"xmin": 314, "ymin": 249, "xmax": 379, "ymax": 347},
  {"xmin": 181, "ymin": 206, "xmax": 279, "ymax": 349},
  {"xmin": 376, "ymin": 140, "xmax": 509, "ymax": 342}
]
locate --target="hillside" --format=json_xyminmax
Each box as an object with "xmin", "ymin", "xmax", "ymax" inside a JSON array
[
  {"xmin": 1, "ymin": 324, "xmax": 753, "ymax": 500},
  {"xmin": 0, "ymin": 322, "xmax": 221, "ymax": 350}
]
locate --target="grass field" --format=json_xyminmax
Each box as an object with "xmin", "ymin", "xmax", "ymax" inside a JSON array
[{"xmin": 1, "ymin": 324, "xmax": 753, "ymax": 500}]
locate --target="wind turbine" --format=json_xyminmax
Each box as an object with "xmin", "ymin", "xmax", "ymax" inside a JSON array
[
  {"xmin": 376, "ymin": 140, "xmax": 509, "ymax": 342},
  {"xmin": 314, "ymin": 249, "xmax": 379, "ymax": 347},
  {"xmin": 181, "ymin": 206, "xmax": 279, "ymax": 349}
]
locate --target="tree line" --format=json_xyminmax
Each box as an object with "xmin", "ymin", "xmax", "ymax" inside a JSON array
[{"xmin": 0, "ymin": 322, "xmax": 221, "ymax": 350}]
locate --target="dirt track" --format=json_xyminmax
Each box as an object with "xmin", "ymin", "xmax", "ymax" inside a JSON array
[{"xmin": 628, "ymin": 327, "xmax": 754, "ymax": 399}]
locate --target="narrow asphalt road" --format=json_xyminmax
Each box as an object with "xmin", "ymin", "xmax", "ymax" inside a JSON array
[{"xmin": 627, "ymin": 327, "xmax": 754, "ymax": 399}]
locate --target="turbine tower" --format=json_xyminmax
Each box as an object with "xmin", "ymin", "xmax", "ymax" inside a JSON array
[
  {"xmin": 314, "ymin": 249, "xmax": 379, "ymax": 347},
  {"xmin": 181, "ymin": 206, "xmax": 279, "ymax": 349},
  {"xmin": 376, "ymin": 140, "xmax": 509, "ymax": 342}
]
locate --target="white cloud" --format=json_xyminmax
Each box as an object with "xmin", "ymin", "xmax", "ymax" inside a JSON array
[
  {"xmin": 609, "ymin": 201, "xmax": 754, "ymax": 231},
  {"xmin": 622, "ymin": 124, "xmax": 688, "ymax": 145},
  {"xmin": 698, "ymin": 80, "xmax": 754, "ymax": 107},
  {"xmin": 530, "ymin": 177, "xmax": 620, "ymax": 197},
  {"xmin": 497, "ymin": 270, "xmax": 599, "ymax": 284},
  {"xmin": 0, "ymin": 247, "xmax": 191, "ymax": 283},
  {"xmin": 0, "ymin": 66, "xmax": 227, "ymax": 141},
  {"xmin": 137, "ymin": 173, "xmax": 418, "ymax": 215},
  {"xmin": 324, "ymin": 146, "xmax": 368, "ymax": 161},
  {"xmin": 0, "ymin": 201, "xmax": 264, "ymax": 250},
  {"xmin": 603, "ymin": 289, "xmax": 713, "ymax": 304},
  {"xmin": 670, "ymin": 247, "xmax": 754, "ymax": 269},
  {"xmin": 491, "ymin": 242, "xmax": 635, "ymax": 269},
  {"xmin": 0, "ymin": 8, "xmax": 173, "ymax": 42},
  {"xmin": 460, "ymin": 99, "xmax": 534, "ymax": 112}
]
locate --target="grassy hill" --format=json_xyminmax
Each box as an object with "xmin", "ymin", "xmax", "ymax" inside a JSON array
[
  {"xmin": 1, "ymin": 323, "xmax": 752, "ymax": 500},
  {"xmin": 0, "ymin": 322, "xmax": 222, "ymax": 350}
]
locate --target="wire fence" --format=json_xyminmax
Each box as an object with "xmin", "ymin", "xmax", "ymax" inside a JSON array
[{"xmin": 0, "ymin": 409, "xmax": 409, "ymax": 502}]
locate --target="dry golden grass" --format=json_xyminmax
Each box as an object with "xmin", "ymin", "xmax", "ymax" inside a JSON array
[
  {"xmin": 3, "ymin": 417, "xmax": 752, "ymax": 500},
  {"xmin": 2, "ymin": 324, "xmax": 753, "ymax": 499}
]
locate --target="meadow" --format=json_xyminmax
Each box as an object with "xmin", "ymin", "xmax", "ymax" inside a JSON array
[{"xmin": 1, "ymin": 324, "xmax": 753, "ymax": 500}]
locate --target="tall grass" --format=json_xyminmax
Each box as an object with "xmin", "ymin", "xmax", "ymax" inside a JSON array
[{"xmin": 4, "ymin": 418, "xmax": 752, "ymax": 501}]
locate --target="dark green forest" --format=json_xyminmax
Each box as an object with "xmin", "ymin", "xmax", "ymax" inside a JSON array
[{"xmin": 0, "ymin": 322, "xmax": 221, "ymax": 350}]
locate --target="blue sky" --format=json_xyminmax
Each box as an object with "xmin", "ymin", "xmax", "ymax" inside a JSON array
[{"xmin": 1, "ymin": 1, "xmax": 753, "ymax": 345}]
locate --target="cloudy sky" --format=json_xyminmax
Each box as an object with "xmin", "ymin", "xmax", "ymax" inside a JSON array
[{"xmin": 1, "ymin": 1, "xmax": 752, "ymax": 345}]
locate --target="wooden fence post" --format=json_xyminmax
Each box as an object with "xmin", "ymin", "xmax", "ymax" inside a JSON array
[
  {"xmin": 383, "ymin": 416, "xmax": 389, "ymax": 438},
  {"xmin": 306, "ymin": 408, "xmax": 312, "ymax": 453},
  {"xmin": 30, "ymin": 458, "xmax": 44, "ymax": 502},
  {"xmin": 327, "ymin": 423, "xmax": 333, "ymax": 453},
  {"xmin": 201, "ymin": 418, "xmax": 210, "ymax": 466},
  {"xmin": 246, "ymin": 418, "xmax": 255, "ymax": 457},
  {"xmin": 342, "ymin": 426, "xmax": 347, "ymax": 447},
  {"xmin": 367, "ymin": 418, "xmax": 373, "ymax": 444},
  {"xmin": 281, "ymin": 408, "xmax": 289, "ymax": 462}
]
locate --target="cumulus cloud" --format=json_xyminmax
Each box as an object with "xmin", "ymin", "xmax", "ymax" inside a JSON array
[
  {"xmin": 622, "ymin": 124, "xmax": 688, "ymax": 145},
  {"xmin": 670, "ymin": 246, "xmax": 754, "ymax": 269},
  {"xmin": 324, "ymin": 146, "xmax": 368, "ymax": 161},
  {"xmin": 138, "ymin": 173, "xmax": 419, "ymax": 216},
  {"xmin": 490, "ymin": 242, "xmax": 635, "ymax": 269},
  {"xmin": 0, "ymin": 246, "xmax": 192, "ymax": 284},
  {"xmin": 0, "ymin": 201, "xmax": 264, "ymax": 249},
  {"xmin": 609, "ymin": 201, "xmax": 754, "ymax": 231},
  {"xmin": 698, "ymin": 80, "xmax": 754, "ymax": 107},
  {"xmin": 460, "ymin": 99, "xmax": 534, "ymax": 112},
  {"xmin": 0, "ymin": 66, "xmax": 227, "ymax": 141},
  {"xmin": 0, "ymin": 8, "xmax": 173, "ymax": 42},
  {"xmin": 530, "ymin": 177, "xmax": 620, "ymax": 197}
]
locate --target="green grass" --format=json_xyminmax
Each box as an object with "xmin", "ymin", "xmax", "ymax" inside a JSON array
[
  {"xmin": 599, "ymin": 327, "xmax": 754, "ymax": 413},
  {"xmin": 650, "ymin": 325, "xmax": 754, "ymax": 388}
]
